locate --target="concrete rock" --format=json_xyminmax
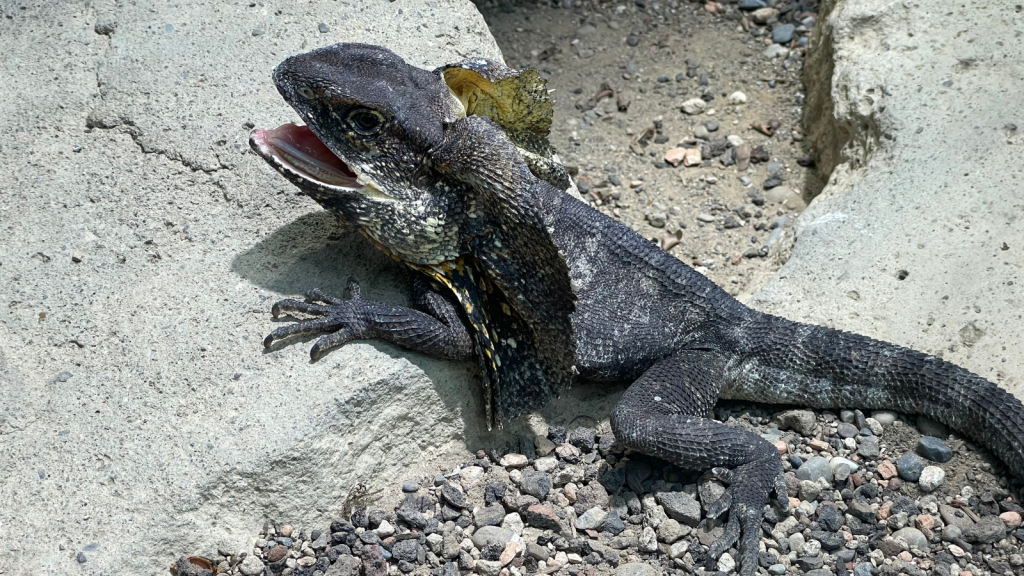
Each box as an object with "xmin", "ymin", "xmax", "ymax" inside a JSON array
[
  {"xmin": 751, "ymin": 0, "xmax": 1023, "ymax": 411},
  {"xmin": 0, "ymin": 2, "xmax": 525, "ymax": 575}
]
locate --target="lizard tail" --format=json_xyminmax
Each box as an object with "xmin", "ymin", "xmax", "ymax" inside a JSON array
[{"xmin": 726, "ymin": 315, "xmax": 1024, "ymax": 481}]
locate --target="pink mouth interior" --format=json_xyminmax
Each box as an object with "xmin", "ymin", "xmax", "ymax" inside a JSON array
[{"xmin": 252, "ymin": 123, "xmax": 359, "ymax": 188}]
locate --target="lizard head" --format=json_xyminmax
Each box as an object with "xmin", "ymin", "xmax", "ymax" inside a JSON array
[{"xmin": 250, "ymin": 43, "xmax": 468, "ymax": 265}]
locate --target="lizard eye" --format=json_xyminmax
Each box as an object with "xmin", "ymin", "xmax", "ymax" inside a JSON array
[
  {"xmin": 347, "ymin": 109, "xmax": 383, "ymax": 135},
  {"xmin": 297, "ymin": 86, "xmax": 315, "ymax": 100}
]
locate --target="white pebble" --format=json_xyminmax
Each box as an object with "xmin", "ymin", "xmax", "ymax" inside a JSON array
[
  {"xmin": 918, "ymin": 466, "xmax": 945, "ymax": 492},
  {"xmin": 864, "ymin": 417, "xmax": 884, "ymax": 435},
  {"xmin": 871, "ymin": 411, "xmax": 898, "ymax": 426},
  {"xmin": 726, "ymin": 91, "xmax": 748, "ymax": 105}
]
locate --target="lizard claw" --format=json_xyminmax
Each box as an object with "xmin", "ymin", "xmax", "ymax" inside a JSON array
[
  {"xmin": 704, "ymin": 457, "xmax": 786, "ymax": 576},
  {"xmin": 263, "ymin": 287, "xmax": 366, "ymax": 356}
]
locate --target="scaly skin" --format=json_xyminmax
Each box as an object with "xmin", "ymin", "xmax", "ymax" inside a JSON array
[{"xmin": 251, "ymin": 44, "xmax": 1024, "ymax": 576}]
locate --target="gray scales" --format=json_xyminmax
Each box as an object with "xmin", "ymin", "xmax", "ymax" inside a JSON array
[{"xmin": 249, "ymin": 44, "xmax": 1024, "ymax": 576}]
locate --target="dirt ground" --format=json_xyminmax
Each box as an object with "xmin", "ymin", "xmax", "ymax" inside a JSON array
[{"xmin": 476, "ymin": 0, "xmax": 819, "ymax": 300}]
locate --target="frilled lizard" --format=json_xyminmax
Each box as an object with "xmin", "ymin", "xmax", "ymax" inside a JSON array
[{"xmin": 251, "ymin": 44, "xmax": 1024, "ymax": 575}]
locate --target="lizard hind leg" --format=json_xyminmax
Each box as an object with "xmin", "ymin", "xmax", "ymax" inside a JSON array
[{"xmin": 609, "ymin": 350, "xmax": 786, "ymax": 576}]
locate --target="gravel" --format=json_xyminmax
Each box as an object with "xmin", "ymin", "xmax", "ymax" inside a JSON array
[{"xmin": 206, "ymin": 397, "xmax": 1021, "ymax": 576}]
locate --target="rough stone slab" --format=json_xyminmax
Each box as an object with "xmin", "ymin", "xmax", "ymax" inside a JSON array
[
  {"xmin": 752, "ymin": 0, "xmax": 1023, "ymax": 398},
  {"xmin": 0, "ymin": 2, "xmax": 515, "ymax": 575}
]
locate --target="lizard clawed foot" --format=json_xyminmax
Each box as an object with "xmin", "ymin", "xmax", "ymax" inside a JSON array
[
  {"xmin": 704, "ymin": 458, "xmax": 787, "ymax": 576},
  {"xmin": 264, "ymin": 279, "xmax": 369, "ymax": 360}
]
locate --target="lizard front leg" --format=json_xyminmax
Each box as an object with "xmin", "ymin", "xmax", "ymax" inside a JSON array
[
  {"xmin": 264, "ymin": 275, "xmax": 473, "ymax": 361},
  {"xmin": 610, "ymin": 350, "xmax": 787, "ymax": 576}
]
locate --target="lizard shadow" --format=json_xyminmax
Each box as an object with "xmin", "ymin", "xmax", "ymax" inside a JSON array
[{"xmin": 230, "ymin": 211, "xmax": 626, "ymax": 454}]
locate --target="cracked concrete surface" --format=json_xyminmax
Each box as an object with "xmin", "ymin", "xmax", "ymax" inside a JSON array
[
  {"xmin": 0, "ymin": 1, "xmax": 512, "ymax": 574},
  {"xmin": 1, "ymin": 0, "xmax": 1022, "ymax": 574},
  {"xmin": 751, "ymin": 0, "xmax": 1023, "ymax": 396}
]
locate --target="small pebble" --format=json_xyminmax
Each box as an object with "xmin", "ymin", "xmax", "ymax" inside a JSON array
[
  {"xmin": 772, "ymin": 23, "xmax": 795, "ymax": 44},
  {"xmin": 918, "ymin": 466, "xmax": 945, "ymax": 492},
  {"xmin": 916, "ymin": 436, "xmax": 953, "ymax": 462},
  {"xmin": 896, "ymin": 453, "xmax": 925, "ymax": 481}
]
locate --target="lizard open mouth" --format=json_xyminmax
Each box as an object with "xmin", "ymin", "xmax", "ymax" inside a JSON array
[{"xmin": 250, "ymin": 123, "xmax": 360, "ymax": 189}]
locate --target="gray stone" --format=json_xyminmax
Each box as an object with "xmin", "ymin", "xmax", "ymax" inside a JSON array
[
  {"xmin": 848, "ymin": 501, "xmax": 876, "ymax": 523},
  {"xmin": 837, "ymin": 422, "xmax": 859, "ymax": 438},
  {"xmin": 471, "ymin": 526, "xmax": 514, "ymax": 550},
  {"xmin": 392, "ymin": 539, "xmax": 420, "ymax": 562},
  {"xmin": 916, "ymin": 436, "xmax": 953, "ymax": 462},
  {"xmin": 603, "ymin": 510, "xmax": 627, "ymax": 535},
  {"xmin": 963, "ymin": 516, "xmax": 1007, "ymax": 544},
  {"xmin": 830, "ymin": 457, "xmax": 860, "ymax": 472},
  {"xmin": 796, "ymin": 456, "xmax": 833, "ymax": 483},
  {"xmin": 646, "ymin": 212, "xmax": 668, "ymax": 228},
  {"xmin": 854, "ymin": 562, "xmax": 874, "ymax": 576},
  {"xmin": 655, "ymin": 491, "xmax": 702, "ymax": 526},
  {"xmin": 698, "ymin": 480, "xmax": 727, "ymax": 512},
  {"xmin": 326, "ymin": 555, "xmax": 362, "ymax": 576},
  {"xmin": 442, "ymin": 482, "xmax": 469, "ymax": 509},
  {"xmin": 772, "ymin": 23, "xmax": 795, "ymax": 44},
  {"xmin": 896, "ymin": 453, "xmax": 925, "ymax": 481},
  {"xmin": 573, "ymin": 482, "xmax": 609, "ymax": 515},
  {"xmin": 520, "ymin": 471, "xmax": 551, "ymax": 500},
  {"xmin": 800, "ymin": 480, "xmax": 822, "ymax": 501},
  {"xmin": 239, "ymin": 555, "xmax": 265, "ymax": 576},
  {"xmin": 575, "ymin": 507, "xmax": 608, "ymax": 530},
  {"xmin": 526, "ymin": 542, "xmax": 549, "ymax": 561},
  {"xmin": 833, "ymin": 463, "xmax": 852, "ymax": 482},
  {"xmin": 474, "ymin": 504, "xmax": 507, "ymax": 527},
  {"xmin": 475, "ymin": 559, "xmax": 502, "ymax": 576},
  {"xmin": 501, "ymin": 512, "xmax": 523, "ymax": 535},
  {"xmin": 717, "ymin": 552, "xmax": 736, "ymax": 573},
  {"xmin": 656, "ymin": 518, "xmax": 688, "ymax": 543},
  {"xmin": 817, "ymin": 503, "xmax": 843, "ymax": 531},
  {"xmin": 857, "ymin": 436, "xmax": 880, "ymax": 458},
  {"xmin": 775, "ymin": 410, "xmax": 817, "ymax": 435},
  {"xmin": 892, "ymin": 527, "xmax": 928, "ymax": 550},
  {"xmin": 864, "ymin": 418, "xmax": 884, "ymax": 435},
  {"xmin": 639, "ymin": 526, "xmax": 658, "ymax": 552}
]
